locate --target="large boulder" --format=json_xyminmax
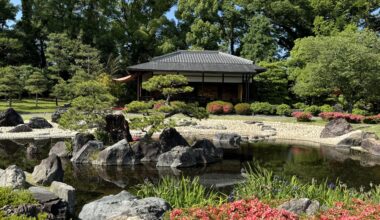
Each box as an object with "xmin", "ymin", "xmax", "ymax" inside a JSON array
[
  {"xmin": 214, "ymin": 133, "xmax": 241, "ymax": 145},
  {"xmin": 78, "ymin": 191, "xmax": 170, "ymax": 220},
  {"xmin": 338, "ymin": 131, "xmax": 379, "ymax": 147},
  {"xmin": 8, "ymin": 124, "xmax": 33, "ymax": 133},
  {"xmin": 94, "ymin": 139, "xmax": 140, "ymax": 166},
  {"xmin": 32, "ymin": 154, "xmax": 64, "ymax": 185},
  {"xmin": 0, "ymin": 108, "xmax": 24, "ymax": 127},
  {"xmin": 0, "ymin": 165, "xmax": 26, "ymax": 189},
  {"xmin": 132, "ymin": 138, "xmax": 162, "ymax": 162},
  {"xmin": 192, "ymin": 139, "xmax": 223, "ymax": 164},
  {"xmin": 278, "ymin": 198, "xmax": 320, "ymax": 216},
  {"xmin": 27, "ymin": 117, "xmax": 53, "ymax": 129},
  {"xmin": 320, "ymin": 118, "xmax": 352, "ymax": 138},
  {"xmin": 28, "ymin": 186, "xmax": 69, "ymax": 219},
  {"xmin": 104, "ymin": 114, "xmax": 133, "ymax": 143},
  {"xmin": 49, "ymin": 141, "xmax": 70, "ymax": 158},
  {"xmin": 50, "ymin": 181, "xmax": 76, "ymax": 216},
  {"xmin": 73, "ymin": 133, "xmax": 95, "ymax": 154},
  {"xmin": 159, "ymin": 128, "xmax": 189, "ymax": 152},
  {"xmin": 156, "ymin": 146, "xmax": 198, "ymax": 168},
  {"xmin": 362, "ymin": 138, "xmax": 380, "ymax": 155},
  {"xmin": 71, "ymin": 141, "xmax": 104, "ymax": 164}
]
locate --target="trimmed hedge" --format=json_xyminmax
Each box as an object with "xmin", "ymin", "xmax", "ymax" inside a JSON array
[
  {"xmin": 234, "ymin": 103, "xmax": 251, "ymax": 115},
  {"xmin": 293, "ymin": 102, "xmax": 308, "ymax": 110},
  {"xmin": 304, "ymin": 105, "xmax": 320, "ymax": 116},
  {"xmin": 206, "ymin": 101, "xmax": 234, "ymax": 114},
  {"xmin": 276, "ymin": 104, "xmax": 292, "ymax": 116},
  {"xmin": 251, "ymin": 102, "xmax": 276, "ymax": 115},
  {"xmin": 319, "ymin": 104, "xmax": 334, "ymax": 113},
  {"xmin": 125, "ymin": 101, "xmax": 153, "ymax": 113},
  {"xmin": 292, "ymin": 112, "xmax": 312, "ymax": 122}
]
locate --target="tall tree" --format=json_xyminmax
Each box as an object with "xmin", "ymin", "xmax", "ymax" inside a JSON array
[
  {"xmin": 241, "ymin": 15, "xmax": 277, "ymax": 62},
  {"xmin": 25, "ymin": 70, "xmax": 48, "ymax": 107},
  {"xmin": 0, "ymin": 67, "xmax": 22, "ymax": 107},
  {"xmin": 289, "ymin": 28, "xmax": 380, "ymax": 112},
  {"xmin": 0, "ymin": 0, "xmax": 17, "ymax": 30}
]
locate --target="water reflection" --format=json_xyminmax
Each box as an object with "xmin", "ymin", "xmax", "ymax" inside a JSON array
[{"xmin": 3, "ymin": 138, "xmax": 380, "ymax": 213}]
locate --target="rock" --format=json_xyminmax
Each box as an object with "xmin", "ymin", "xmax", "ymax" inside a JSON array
[
  {"xmin": 104, "ymin": 114, "xmax": 133, "ymax": 144},
  {"xmin": 51, "ymin": 107, "xmax": 69, "ymax": 123},
  {"xmin": 27, "ymin": 117, "xmax": 53, "ymax": 129},
  {"xmin": 244, "ymin": 120, "xmax": 261, "ymax": 125},
  {"xmin": 338, "ymin": 131, "xmax": 379, "ymax": 147},
  {"xmin": 32, "ymin": 154, "xmax": 64, "ymax": 185},
  {"xmin": 50, "ymin": 181, "xmax": 76, "ymax": 216},
  {"xmin": 26, "ymin": 143, "xmax": 38, "ymax": 157},
  {"xmin": 78, "ymin": 191, "xmax": 170, "ymax": 220},
  {"xmin": 8, "ymin": 124, "xmax": 32, "ymax": 133},
  {"xmin": 0, "ymin": 108, "xmax": 24, "ymax": 127},
  {"xmin": 132, "ymin": 138, "xmax": 162, "ymax": 162},
  {"xmin": 176, "ymin": 119, "xmax": 196, "ymax": 127},
  {"xmin": 71, "ymin": 141, "xmax": 104, "ymax": 164},
  {"xmin": 94, "ymin": 139, "xmax": 140, "ymax": 165},
  {"xmin": 29, "ymin": 186, "xmax": 68, "ymax": 219},
  {"xmin": 159, "ymin": 128, "xmax": 189, "ymax": 152},
  {"xmin": 362, "ymin": 138, "xmax": 380, "ymax": 155},
  {"xmin": 192, "ymin": 139, "xmax": 223, "ymax": 164},
  {"xmin": 320, "ymin": 118, "xmax": 353, "ymax": 138},
  {"xmin": 261, "ymin": 125, "xmax": 276, "ymax": 131},
  {"xmin": 49, "ymin": 141, "xmax": 70, "ymax": 158},
  {"xmin": 73, "ymin": 133, "xmax": 95, "ymax": 154},
  {"xmin": 0, "ymin": 165, "xmax": 26, "ymax": 189},
  {"xmin": 156, "ymin": 146, "xmax": 198, "ymax": 168},
  {"xmin": 214, "ymin": 133, "xmax": 241, "ymax": 145},
  {"xmin": 278, "ymin": 198, "xmax": 320, "ymax": 216}
]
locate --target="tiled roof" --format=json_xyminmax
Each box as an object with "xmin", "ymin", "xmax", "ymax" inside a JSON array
[{"xmin": 127, "ymin": 50, "xmax": 266, "ymax": 73}]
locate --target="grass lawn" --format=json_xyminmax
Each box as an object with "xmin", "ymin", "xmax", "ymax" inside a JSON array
[{"xmin": 0, "ymin": 98, "xmax": 62, "ymax": 114}]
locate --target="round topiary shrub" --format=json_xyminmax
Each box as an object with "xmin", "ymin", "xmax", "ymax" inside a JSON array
[
  {"xmin": 292, "ymin": 112, "xmax": 312, "ymax": 122},
  {"xmin": 276, "ymin": 104, "xmax": 292, "ymax": 116},
  {"xmin": 293, "ymin": 102, "xmax": 309, "ymax": 110},
  {"xmin": 125, "ymin": 101, "xmax": 153, "ymax": 113},
  {"xmin": 304, "ymin": 105, "xmax": 320, "ymax": 116},
  {"xmin": 234, "ymin": 103, "xmax": 252, "ymax": 115},
  {"xmin": 352, "ymin": 108, "xmax": 369, "ymax": 116},
  {"xmin": 250, "ymin": 102, "xmax": 275, "ymax": 115},
  {"xmin": 319, "ymin": 104, "xmax": 334, "ymax": 113},
  {"xmin": 206, "ymin": 101, "xmax": 233, "ymax": 114}
]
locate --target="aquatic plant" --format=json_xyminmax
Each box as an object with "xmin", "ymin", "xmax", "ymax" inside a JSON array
[{"xmin": 134, "ymin": 176, "xmax": 226, "ymax": 208}]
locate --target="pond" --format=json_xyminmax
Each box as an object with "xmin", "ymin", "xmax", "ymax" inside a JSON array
[{"xmin": 2, "ymin": 138, "xmax": 380, "ymax": 214}]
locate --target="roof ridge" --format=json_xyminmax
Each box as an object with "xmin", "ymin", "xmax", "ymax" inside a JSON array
[{"xmin": 218, "ymin": 51, "xmax": 253, "ymax": 64}]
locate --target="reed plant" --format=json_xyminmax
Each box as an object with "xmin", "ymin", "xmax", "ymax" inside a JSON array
[{"xmin": 134, "ymin": 176, "xmax": 226, "ymax": 208}]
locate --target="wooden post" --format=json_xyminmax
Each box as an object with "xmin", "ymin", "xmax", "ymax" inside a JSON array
[{"xmin": 201, "ymin": 72, "xmax": 205, "ymax": 96}]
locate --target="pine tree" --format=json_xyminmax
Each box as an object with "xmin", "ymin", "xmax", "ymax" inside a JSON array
[
  {"xmin": 0, "ymin": 67, "xmax": 21, "ymax": 107},
  {"xmin": 25, "ymin": 70, "xmax": 48, "ymax": 107}
]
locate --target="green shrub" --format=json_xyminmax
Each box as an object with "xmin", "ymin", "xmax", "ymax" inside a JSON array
[
  {"xmin": 234, "ymin": 163, "xmax": 380, "ymax": 207},
  {"xmin": 153, "ymin": 100, "xmax": 166, "ymax": 110},
  {"xmin": 170, "ymin": 101, "xmax": 187, "ymax": 111},
  {"xmin": 0, "ymin": 187, "xmax": 37, "ymax": 207},
  {"xmin": 125, "ymin": 101, "xmax": 152, "ymax": 113},
  {"xmin": 206, "ymin": 101, "xmax": 233, "ymax": 114},
  {"xmin": 276, "ymin": 104, "xmax": 292, "ymax": 116},
  {"xmin": 293, "ymin": 102, "xmax": 308, "ymax": 110},
  {"xmin": 157, "ymin": 105, "xmax": 174, "ymax": 113},
  {"xmin": 352, "ymin": 108, "xmax": 369, "ymax": 116},
  {"xmin": 134, "ymin": 176, "xmax": 226, "ymax": 208},
  {"xmin": 250, "ymin": 102, "xmax": 275, "ymax": 115},
  {"xmin": 319, "ymin": 104, "xmax": 334, "ymax": 113},
  {"xmin": 234, "ymin": 103, "xmax": 252, "ymax": 115},
  {"xmin": 304, "ymin": 105, "xmax": 320, "ymax": 116},
  {"xmin": 94, "ymin": 129, "xmax": 110, "ymax": 144}
]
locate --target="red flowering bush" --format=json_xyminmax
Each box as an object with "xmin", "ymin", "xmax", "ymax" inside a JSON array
[
  {"xmin": 319, "ymin": 112, "xmax": 364, "ymax": 123},
  {"xmin": 292, "ymin": 111, "xmax": 312, "ymax": 122},
  {"xmin": 206, "ymin": 101, "xmax": 234, "ymax": 114},
  {"xmin": 170, "ymin": 198, "xmax": 298, "ymax": 220},
  {"xmin": 319, "ymin": 199, "xmax": 380, "ymax": 220}
]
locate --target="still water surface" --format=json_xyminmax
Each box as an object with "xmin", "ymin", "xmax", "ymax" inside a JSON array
[{"xmin": 2, "ymin": 138, "xmax": 380, "ymax": 212}]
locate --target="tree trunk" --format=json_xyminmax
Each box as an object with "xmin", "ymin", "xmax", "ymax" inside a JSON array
[
  {"xmin": 55, "ymin": 97, "xmax": 58, "ymax": 106},
  {"xmin": 347, "ymin": 101, "xmax": 354, "ymax": 113},
  {"xmin": 165, "ymin": 95, "xmax": 171, "ymax": 106},
  {"xmin": 35, "ymin": 93, "xmax": 38, "ymax": 107}
]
